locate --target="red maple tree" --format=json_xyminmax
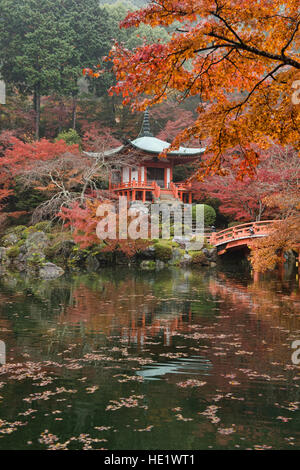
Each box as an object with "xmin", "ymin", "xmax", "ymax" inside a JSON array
[
  {"xmin": 193, "ymin": 146, "xmax": 300, "ymax": 222},
  {"xmin": 0, "ymin": 137, "xmax": 79, "ymax": 221}
]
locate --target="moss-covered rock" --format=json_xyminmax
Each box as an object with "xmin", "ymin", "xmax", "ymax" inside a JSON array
[
  {"xmin": 32, "ymin": 221, "xmax": 52, "ymax": 233},
  {"xmin": 6, "ymin": 246, "xmax": 21, "ymax": 259},
  {"xmin": 26, "ymin": 252, "xmax": 46, "ymax": 267},
  {"xmin": 168, "ymin": 247, "xmax": 185, "ymax": 266},
  {"xmin": 67, "ymin": 247, "xmax": 88, "ymax": 269},
  {"xmin": 140, "ymin": 260, "xmax": 156, "ymax": 270},
  {"xmin": 5, "ymin": 225, "xmax": 27, "ymax": 236},
  {"xmin": 190, "ymin": 250, "xmax": 208, "ymax": 265},
  {"xmin": 154, "ymin": 242, "xmax": 173, "ymax": 261},
  {"xmin": 39, "ymin": 262, "xmax": 64, "ymax": 280},
  {"xmin": 44, "ymin": 239, "xmax": 75, "ymax": 263},
  {"xmin": 2, "ymin": 233, "xmax": 19, "ymax": 247}
]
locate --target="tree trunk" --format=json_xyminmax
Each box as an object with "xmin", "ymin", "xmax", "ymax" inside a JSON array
[
  {"xmin": 72, "ymin": 95, "xmax": 77, "ymax": 130},
  {"xmin": 33, "ymin": 89, "xmax": 40, "ymax": 140},
  {"xmin": 58, "ymin": 98, "xmax": 65, "ymax": 134}
]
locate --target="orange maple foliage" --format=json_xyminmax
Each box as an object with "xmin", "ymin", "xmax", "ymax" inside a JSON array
[{"xmin": 100, "ymin": 0, "xmax": 300, "ymax": 178}]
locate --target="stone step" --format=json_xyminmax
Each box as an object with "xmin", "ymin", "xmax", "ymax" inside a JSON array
[{"xmin": 158, "ymin": 194, "xmax": 178, "ymax": 201}]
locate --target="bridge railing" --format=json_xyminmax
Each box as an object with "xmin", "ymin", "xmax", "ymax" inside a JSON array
[{"xmin": 209, "ymin": 220, "xmax": 276, "ymax": 246}]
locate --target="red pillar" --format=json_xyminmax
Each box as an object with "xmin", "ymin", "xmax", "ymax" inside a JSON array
[
  {"xmin": 142, "ymin": 190, "xmax": 146, "ymax": 203},
  {"xmin": 188, "ymin": 192, "xmax": 192, "ymax": 204},
  {"xmin": 132, "ymin": 190, "xmax": 136, "ymax": 201}
]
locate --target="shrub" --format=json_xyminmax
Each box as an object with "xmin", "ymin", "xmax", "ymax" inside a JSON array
[
  {"xmin": 192, "ymin": 204, "xmax": 216, "ymax": 227},
  {"xmin": 154, "ymin": 242, "xmax": 172, "ymax": 261}
]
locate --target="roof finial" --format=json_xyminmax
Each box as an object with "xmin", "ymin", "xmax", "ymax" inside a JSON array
[{"xmin": 138, "ymin": 107, "xmax": 153, "ymax": 138}]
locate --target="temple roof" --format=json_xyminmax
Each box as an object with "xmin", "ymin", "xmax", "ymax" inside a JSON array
[
  {"xmin": 130, "ymin": 135, "xmax": 205, "ymax": 156},
  {"xmin": 84, "ymin": 109, "xmax": 205, "ymax": 159},
  {"xmin": 131, "ymin": 108, "xmax": 205, "ymax": 156}
]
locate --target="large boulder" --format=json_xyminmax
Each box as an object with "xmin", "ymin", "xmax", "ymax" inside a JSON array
[
  {"xmin": 140, "ymin": 260, "xmax": 156, "ymax": 270},
  {"xmin": 168, "ymin": 247, "xmax": 184, "ymax": 266},
  {"xmin": 25, "ymin": 231, "xmax": 50, "ymax": 253},
  {"xmin": 208, "ymin": 247, "xmax": 218, "ymax": 261},
  {"xmin": 181, "ymin": 253, "xmax": 192, "ymax": 264},
  {"xmin": 2, "ymin": 233, "xmax": 19, "ymax": 247},
  {"xmin": 39, "ymin": 262, "xmax": 64, "ymax": 280}
]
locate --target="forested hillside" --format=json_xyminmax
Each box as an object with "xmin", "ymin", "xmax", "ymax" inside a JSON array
[{"xmin": 0, "ymin": 0, "xmax": 193, "ymax": 143}]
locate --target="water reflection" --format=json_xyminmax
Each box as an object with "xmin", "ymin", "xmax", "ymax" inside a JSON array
[{"xmin": 0, "ymin": 267, "xmax": 299, "ymax": 450}]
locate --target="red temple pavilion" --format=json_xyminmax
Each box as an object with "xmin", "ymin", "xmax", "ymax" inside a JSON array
[{"xmin": 105, "ymin": 110, "xmax": 205, "ymax": 204}]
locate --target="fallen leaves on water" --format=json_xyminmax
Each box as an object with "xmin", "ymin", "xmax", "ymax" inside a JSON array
[{"xmin": 177, "ymin": 380, "xmax": 207, "ymax": 388}]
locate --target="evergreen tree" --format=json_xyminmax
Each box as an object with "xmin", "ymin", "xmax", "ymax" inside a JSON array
[{"xmin": 0, "ymin": 0, "xmax": 111, "ymax": 138}]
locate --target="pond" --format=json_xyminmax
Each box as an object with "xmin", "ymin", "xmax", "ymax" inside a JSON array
[{"xmin": 0, "ymin": 266, "xmax": 299, "ymax": 450}]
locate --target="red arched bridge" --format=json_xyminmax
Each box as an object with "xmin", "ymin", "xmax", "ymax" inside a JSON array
[{"xmin": 207, "ymin": 220, "xmax": 275, "ymax": 255}]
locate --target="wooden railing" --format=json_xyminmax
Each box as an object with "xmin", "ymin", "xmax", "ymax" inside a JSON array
[
  {"xmin": 169, "ymin": 182, "xmax": 179, "ymax": 199},
  {"xmin": 209, "ymin": 220, "xmax": 276, "ymax": 246},
  {"xmin": 152, "ymin": 181, "xmax": 161, "ymax": 198},
  {"xmin": 176, "ymin": 182, "xmax": 192, "ymax": 191},
  {"xmin": 111, "ymin": 181, "xmax": 154, "ymax": 190},
  {"xmin": 112, "ymin": 180, "xmax": 192, "ymax": 200}
]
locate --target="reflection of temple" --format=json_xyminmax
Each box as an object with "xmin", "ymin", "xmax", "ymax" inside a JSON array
[
  {"xmin": 121, "ymin": 311, "xmax": 193, "ymax": 347},
  {"xmin": 106, "ymin": 110, "xmax": 205, "ymax": 203},
  {"xmin": 58, "ymin": 272, "xmax": 197, "ymax": 347},
  {"xmin": 55, "ymin": 268, "xmax": 300, "ymax": 355}
]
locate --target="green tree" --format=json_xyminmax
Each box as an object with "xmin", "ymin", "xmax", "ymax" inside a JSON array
[
  {"xmin": 97, "ymin": 2, "xmax": 169, "ymax": 127},
  {"xmin": 0, "ymin": 0, "xmax": 72, "ymax": 139},
  {"xmin": 193, "ymin": 204, "xmax": 216, "ymax": 227},
  {"xmin": 56, "ymin": 129, "xmax": 81, "ymax": 147},
  {"xmin": 60, "ymin": 0, "xmax": 112, "ymax": 129},
  {"xmin": 0, "ymin": 0, "xmax": 112, "ymax": 138}
]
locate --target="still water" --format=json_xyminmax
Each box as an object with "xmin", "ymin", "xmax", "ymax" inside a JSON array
[{"xmin": 0, "ymin": 266, "xmax": 299, "ymax": 450}]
